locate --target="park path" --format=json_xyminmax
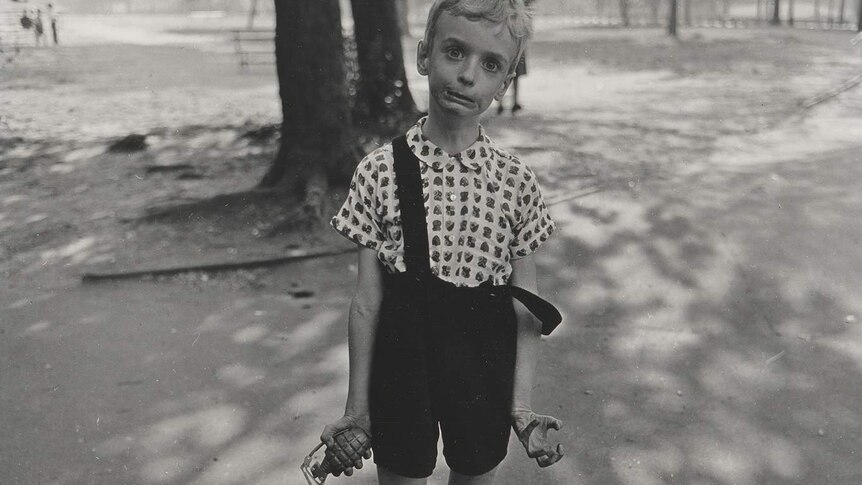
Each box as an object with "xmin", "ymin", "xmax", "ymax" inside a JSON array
[{"xmin": 2, "ymin": 26, "xmax": 862, "ymax": 485}]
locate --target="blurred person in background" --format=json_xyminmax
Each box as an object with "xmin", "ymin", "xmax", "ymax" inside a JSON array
[
  {"xmin": 496, "ymin": 0, "xmax": 534, "ymax": 115},
  {"xmin": 48, "ymin": 3, "xmax": 59, "ymax": 45},
  {"xmin": 20, "ymin": 9, "xmax": 32, "ymax": 30},
  {"xmin": 33, "ymin": 9, "xmax": 45, "ymax": 46}
]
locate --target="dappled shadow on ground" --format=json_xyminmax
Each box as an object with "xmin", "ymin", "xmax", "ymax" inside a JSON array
[
  {"xmin": 515, "ymin": 147, "xmax": 862, "ymax": 484},
  {"xmin": 11, "ymin": 148, "xmax": 862, "ymax": 485},
  {"xmin": 1, "ymin": 255, "xmax": 374, "ymax": 485},
  {"xmin": 4, "ymin": 25, "xmax": 862, "ymax": 485}
]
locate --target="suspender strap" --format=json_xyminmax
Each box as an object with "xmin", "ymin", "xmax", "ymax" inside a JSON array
[
  {"xmin": 390, "ymin": 134, "xmax": 562, "ymax": 335},
  {"xmin": 509, "ymin": 286, "xmax": 562, "ymax": 335},
  {"xmin": 392, "ymin": 135, "xmax": 431, "ymax": 275}
]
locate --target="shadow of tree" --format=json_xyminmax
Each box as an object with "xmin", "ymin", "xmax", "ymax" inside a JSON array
[
  {"xmin": 90, "ymin": 259, "xmax": 367, "ymax": 485},
  {"xmin": 4, "ymin": 25, "xmax": 862, "ymax": 485},
  {"xmin": 509, "ymin": 148, "xmax": 862, "ymax": 484},
  {"xmin": 5, "ymin": 144, "xmax": 861, "ymax": 485}
]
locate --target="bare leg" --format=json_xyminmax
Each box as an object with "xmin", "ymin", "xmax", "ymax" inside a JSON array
[
  {"xmin": 378, "ymin": 466, "xmax": 428, "ymax": 485},
  {"xmin": 513, "ymin": 76, "xmax": 520, "ymax": 104},
  {"xmin": 512, "ymin": 77, "xmax": 522, "ymax": 113},
  {"xmin": 448, "ymin": 465, "xmax": 498, "ymax": 485}
]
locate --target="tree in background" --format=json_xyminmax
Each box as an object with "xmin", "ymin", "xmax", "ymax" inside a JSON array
[
  {"xmin": 770, "ymin": 0, "xmax": 781, "ymax": 24},
  {"xmin": 649, "ymin": 0, "xmax": 660, "ymax": 25},
  {"xmin": 247, "ymin": 0, "xmax": 259, "ymax": 29},
  {"xmin": 350, "ymin": 0, "xmax": 418, "ymax": 133},
  {"xmin": 395, "ymin": 0, "xmax": 410, "ymax": 36},
  {"xmin": 261, "ymin": 0, "xmax": 419, "ymax": 224},
  {"xmin": 720, "ymin": 0, "xmax": 730, "ymax": 20},
  {"xmin": 669, "ymin": 0, "xmax": 679, "ymax": 36},
  {"xmin": 260, "ymin": 0, "xmax": 359, "ymax": 219},
  {"xmin": 619, "ymin": 0, "xmax": 630, "ymax": 26}
]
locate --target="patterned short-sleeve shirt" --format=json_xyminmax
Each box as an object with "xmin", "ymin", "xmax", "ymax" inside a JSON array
[{"xmin": 331, "ymin": 117, "xmax": 554, "ymax": 287}]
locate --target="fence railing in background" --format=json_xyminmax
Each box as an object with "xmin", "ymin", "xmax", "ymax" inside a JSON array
[{"xmin": 231, "ymin": 29, "xmax": 273, "ymax": 70}]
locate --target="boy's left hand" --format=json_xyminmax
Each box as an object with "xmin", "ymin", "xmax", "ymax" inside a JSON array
[{"xmin": 512, "ymin": 410, "xmax": 564, "ymax": 468}]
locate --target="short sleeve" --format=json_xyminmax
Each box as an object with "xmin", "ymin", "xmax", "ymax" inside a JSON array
[
  {"xmin": 330, "ymin": 155, "xmax": 386, "ymax": 250},
  {"xmin": 509, "ymin": 165, "xmax": 555, "ymax": 258}
]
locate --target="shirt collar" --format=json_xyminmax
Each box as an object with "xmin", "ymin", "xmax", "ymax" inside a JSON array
[{"xmin": 406, "ymin": 117, "xmax": 492, "ymax": 172}]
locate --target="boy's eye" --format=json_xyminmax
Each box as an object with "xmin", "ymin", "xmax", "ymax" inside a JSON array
[
  {"xmin": 446, "ymin": 47, "xmax": 463, "ymax": 59},
  {"xmin": 482, "ymin": 59, "xmax": 501, "ymax": 72}
]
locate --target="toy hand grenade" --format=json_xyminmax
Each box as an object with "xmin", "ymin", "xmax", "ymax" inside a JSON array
[
  {"xmin": 301, "ymin": 429, "xmax": 371, "ymax": 484},
  {"xmin": 300, "ymin": 441, "xmax": 336, "ymax": 485}
]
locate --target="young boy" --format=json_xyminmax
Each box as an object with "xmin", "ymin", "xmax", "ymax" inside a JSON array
[{"xmin": 321, "ymin": 1, "xmax": 563, "ymax": 483}]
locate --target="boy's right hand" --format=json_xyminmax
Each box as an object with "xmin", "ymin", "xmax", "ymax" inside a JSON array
[
  {"xmin": 320, "ymin": 414, "xmax": 372, "ymax": 476},
  {"xmin": 512, "ymin": 410, "xmax": 564, "ymax": 468}
]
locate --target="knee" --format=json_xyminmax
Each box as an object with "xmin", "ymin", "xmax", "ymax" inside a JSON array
[
  {"xmin": 377, "ymin": 465, "xmax": 429, "ymax": 485},
  {"xmin": 448, "ymin": 465, "xmax": 498, "ymax": 485}
]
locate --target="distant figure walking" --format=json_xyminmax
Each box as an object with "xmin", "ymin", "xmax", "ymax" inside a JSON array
[
  {"xmin": 33, "ymin": 10, "xmax": 45, "ymax": 46},
  {"xmin": 20, "ymin": 10, "xmax": 32, "ymax": 30},
  {"xmin": 496, "ymin": 0, "xmax": 534, "ymax": 115},
  {"xmin": 48, "ymin": 4, "xmax": 59, "ymax": 45},
  {"xmin": 496, "ymin": 53, "xmax": 527, "ymax": 115}
]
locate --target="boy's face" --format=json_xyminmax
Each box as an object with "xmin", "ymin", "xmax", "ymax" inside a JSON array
[{"xmin": 418, "ymin": 12, "xmax": 518, "ymax": 119}]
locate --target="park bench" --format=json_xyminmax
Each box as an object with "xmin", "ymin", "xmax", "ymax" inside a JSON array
[
  {"xmin": 231, "ymin": 29, "xmax": 274, "ymax": 69},
  {"xmin": 230, "ymin": 27, "xmax": 356, "ymax": 71}
]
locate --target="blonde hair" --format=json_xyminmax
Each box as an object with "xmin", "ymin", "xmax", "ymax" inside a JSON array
[{"xmin": 423, "ymin": 0, "xmax": 533, "ymax": 74}]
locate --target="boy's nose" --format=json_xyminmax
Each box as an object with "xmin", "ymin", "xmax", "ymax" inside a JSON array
[{"xmin": 457, "ymin": 60, "xmax": 477, "ymax": 86}]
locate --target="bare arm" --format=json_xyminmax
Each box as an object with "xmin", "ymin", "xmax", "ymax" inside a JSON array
[
  {"xmin": 509, "ymin": 254, "xmax": 564, "ymax": 467},
  {"xmin": 344, "ymin": 246, "xmax": 384, "ymax": 415},
  {"xmin": 509, "ymin": 254, "xmax": 542, "ymax": 414},
  {"xmin": 320, "ymin": 246, "xmax": 383, "ymax": 475}
]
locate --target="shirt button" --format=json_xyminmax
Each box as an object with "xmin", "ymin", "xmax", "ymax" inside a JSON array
[{"xmin": 448, "ymin": 193, "xmax": 457, "ymax": 202}]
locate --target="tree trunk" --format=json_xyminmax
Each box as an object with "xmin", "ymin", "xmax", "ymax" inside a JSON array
[
  {"xmin": 350, "ymin": 0, "xmax": 418, "ymax": 133},
  {"xmin": 684, "ymin": 0, "xmax": 692, "ymax": 25},
  {"xmin": 788, "ymin": 0, "xmax": 795, "ymax": 26},
  {"xmin": 838, "ymin": 0, "xmax": 845, "ymax": 23},
  {"xmin": 771, "ymin": 0, "xmax": 781, "ymax": 24},
  {"xmin": 668, "ymin": 0, "xmax": 678, "ymax": 35},
  {"xmin": 395, "ymin": 0, "xmax": 410, "ymax": 37},
  {"xmin": 247, "ymin": 0, "xmax": 258, "ymax": 30},
  {"xmin": 650, "ymin": 0, "xmax": 660, "ymax": 25},
  {"xmin": 858, "ymin": 0, "xmax": 862, "ymax": 31},
  {"xmin": 261, "ymin": 0, "xmax": 357, "ymax": 203},
  {"xmin": 619, "ymin": 0, "xmax": 630, "ymax": 26}
]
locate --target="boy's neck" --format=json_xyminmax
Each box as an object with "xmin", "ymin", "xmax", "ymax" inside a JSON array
[{"xmin": 422, "ymin": 111, "xmax": 481, "ymax": 155}]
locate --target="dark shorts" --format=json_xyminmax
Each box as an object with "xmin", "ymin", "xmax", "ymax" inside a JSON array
[{"xmin": 369, "ymin": 271, "xmax": 517, "ymax": 478}]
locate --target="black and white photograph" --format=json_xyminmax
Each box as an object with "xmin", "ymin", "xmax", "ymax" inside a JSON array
[{"xmin": 1, "ymin": 1, "xmax": 861, "ymax": 484}]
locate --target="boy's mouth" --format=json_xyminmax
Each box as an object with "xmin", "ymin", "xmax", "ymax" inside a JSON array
[{"xmin": 444, "ymin": 89, "xmax": 473, "ymax": 106}]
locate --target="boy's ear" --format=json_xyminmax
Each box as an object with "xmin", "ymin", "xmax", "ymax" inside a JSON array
[
  {"xmin": 416, "ymin": 40, "xmax": 429, "ymax": 76},
  {"xmin": 494, "ymin": 73, "xmax": 515, "ymax": 101}
]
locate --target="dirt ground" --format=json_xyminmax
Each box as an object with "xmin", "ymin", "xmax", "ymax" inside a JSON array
[{"xmin": 1, "ymin": 14, "xmax": 862, "ymax": 485}]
